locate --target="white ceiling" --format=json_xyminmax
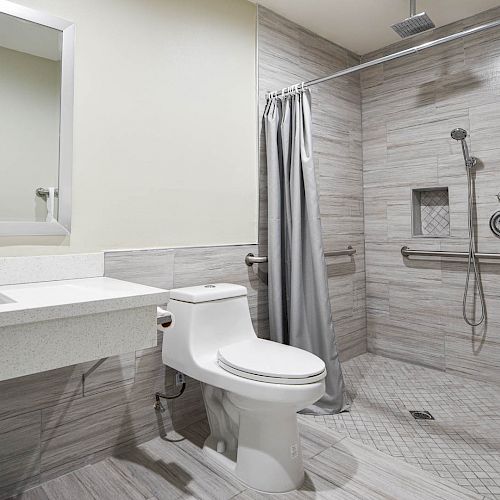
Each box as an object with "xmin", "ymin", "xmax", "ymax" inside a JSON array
[{"xmin": 251, "ymin": 0, "xmax": 500, "ymax": 54}]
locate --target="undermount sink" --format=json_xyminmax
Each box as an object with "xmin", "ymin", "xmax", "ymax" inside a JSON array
[
  {"xmin": 0, "ymin": 276, "xmax": 169, "ymax": 382},
  {"xmin": 0, "ymin": 292, "xmax": 14, "ymax": 305}
]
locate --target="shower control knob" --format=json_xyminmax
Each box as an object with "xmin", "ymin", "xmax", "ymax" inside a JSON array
[{"xmin": 490, "ymin": 211, "xmax": 500, "ymax": 238}]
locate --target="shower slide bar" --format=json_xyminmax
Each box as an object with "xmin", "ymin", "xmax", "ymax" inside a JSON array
[
  {"xmin": 245, "ymin": 246, "xmax": 356, "ymax": 266},
  {"xmin": 401, "ymin": 246, "xmax": 500, "ymax": 260},
  {"xmin": 267, "ymin": 18, "xmax": 500, "ymax": 98}
]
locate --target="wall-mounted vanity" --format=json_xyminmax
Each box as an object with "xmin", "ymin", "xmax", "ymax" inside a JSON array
[
  {"xmin": 0, "ymin": 253, "xmax": 169, "ymax": 382},
  {"xmin": 0, "ymin": 0, "xmax": 74, "ymax": 236}
]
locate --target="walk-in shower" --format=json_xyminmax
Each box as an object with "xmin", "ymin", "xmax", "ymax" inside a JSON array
[{"xmin": 451, "ymin": 128, "xmax": 486, "ymax": 327}]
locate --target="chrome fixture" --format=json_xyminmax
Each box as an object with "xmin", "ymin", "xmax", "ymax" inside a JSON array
[
  {"xmin": 401, "ymin": 246, "xmax": 500, "ymax": 261},
  {"xmin": 157, "ymin": 311, "xmax": 172, "ymax": 327},
  {"xmin": 245, "ymin": 246, "xmax": 356, "ymax": 266},
  {"xmin": 36, "ymin": 187, "xmax": 59, "ymax": 198},
  {"xmin": 391, "ymin": 0, "xmax": 435, "ymax": 39},
  {"xmin": 450, "ymin": 128, "xmax": 477, "ymax": 168},
  {"xmin": 490, "ymin": 211, "xmax": 500, "ymax": 238},
  {"xmin": 450, "ymin": 128, "xmax": 485, "ymax": 326},
  {"xmin": 266, "ymin": 18, "xmax": 500, "ymax": 100},
  {"xmin": 245, "ymin": 254, "xmax": 268, "ymax": 266}
]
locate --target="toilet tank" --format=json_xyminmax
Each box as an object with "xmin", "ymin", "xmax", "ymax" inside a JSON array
[{"xmin": 162, "ymin": 283, "xmax": 256, "ymax": 375}]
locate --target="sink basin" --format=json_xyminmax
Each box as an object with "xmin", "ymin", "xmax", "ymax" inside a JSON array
[{"xmin": 0, "ymin": 292, "xmax": 14, "ymax": 305}]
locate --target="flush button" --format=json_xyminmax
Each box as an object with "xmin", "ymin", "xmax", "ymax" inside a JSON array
[{"xmin": 204, "ymin": 284, "xmax": 216, "ymax": 288}]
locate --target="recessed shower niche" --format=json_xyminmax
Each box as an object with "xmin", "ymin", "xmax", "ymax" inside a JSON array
[{"xmin": 411, "ymin": 187, "xmax": 450, "ymax": 237}]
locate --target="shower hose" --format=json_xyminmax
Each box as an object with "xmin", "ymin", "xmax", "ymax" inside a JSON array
[{"xmin": 463, "ymin": 166, "xmax": 486, "ymax": 326}]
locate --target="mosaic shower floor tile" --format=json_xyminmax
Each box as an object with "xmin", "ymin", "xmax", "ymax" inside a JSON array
[{"xmin": 300, "ymin": 353, "xmax": 500, "ymax": 499}]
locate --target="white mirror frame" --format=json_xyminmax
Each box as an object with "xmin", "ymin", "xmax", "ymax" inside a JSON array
[{"xmin": 0, "ymin": 0, "xmax": 74, "ymax": 236}]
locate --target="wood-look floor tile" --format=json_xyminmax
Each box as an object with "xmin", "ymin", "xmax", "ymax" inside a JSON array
[
  {"xmin": 141, "ymin": 436, "xmax": 243, "ymax": 500},
  {"xmin": 72, "ymin": 460, "xmax": 150, "ymax": 500},
  {"xmin": 8, "ymin": 487, "xmax": 50, "ymax": 500},
  {"xmin": 40, "ymin": 470, "xmax": 95, "ymax": 500},
  {"xmin": 232, "ymin": 470, "xmax": 362, "ymax": 499},
  {"xmin": 297, "ymin": 419, "xmax": 345, "ymax": 461},
  {"xmin": 108, "ymin": 449, "xmax": 189, "ymax": 500},
  {"xmin": 307, "ymin": 435, "xmax": 482, "ymax": 500}
]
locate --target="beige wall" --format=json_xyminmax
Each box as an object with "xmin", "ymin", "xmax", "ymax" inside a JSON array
[
  {"xmin": 0, "ymin": 0, "xmax": 257, "ymax": 255},
  {"xmin": 0, "ymin": 46, "xmax": 60, "ymax": 222}
]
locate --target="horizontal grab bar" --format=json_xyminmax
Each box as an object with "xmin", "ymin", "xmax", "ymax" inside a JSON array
[
  {"xmin": 325, "ymin": 245, "xmax": 356, "ymax": 258},
  {"xmin": 245, "ymin": 246, "xmax": 356, "ymax": 266},
  {"xmin": 245, "ymin": 254, "xmax": 268, "ymax": 266},
  {"xmin": 401, "ymin": 246, "xmax": 500, "ymax": 260}
]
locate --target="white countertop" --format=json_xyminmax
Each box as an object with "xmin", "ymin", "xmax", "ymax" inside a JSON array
[{"xmin": 0, "ymin": 277, "xmax": 169, "ymax": 328}]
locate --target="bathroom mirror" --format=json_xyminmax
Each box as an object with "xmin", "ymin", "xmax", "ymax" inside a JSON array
[{"xmin": 0, "ymin": 0, "xmax": 74, "ymax": 236}]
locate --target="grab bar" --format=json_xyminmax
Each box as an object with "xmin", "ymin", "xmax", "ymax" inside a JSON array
[
  {"xmin": 401, "ymin": 246, "xmax": 500, "ymax": 260},
  {"xmin": 245, "ymin": 246, "xmax": 356, "ymax": 266}
]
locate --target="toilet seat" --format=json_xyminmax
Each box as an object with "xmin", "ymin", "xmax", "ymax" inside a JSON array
[{"xmin": 218, "ymin": 338, "xmax": 326, "ymax": 385}]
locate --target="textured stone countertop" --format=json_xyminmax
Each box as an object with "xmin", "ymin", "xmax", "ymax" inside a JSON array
[{"xmin": 0, "ymin": 277, "xmax": 169, "ymax": 328}]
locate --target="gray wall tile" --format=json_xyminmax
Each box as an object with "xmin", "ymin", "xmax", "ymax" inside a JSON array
[
  {"xmin": 258, "ymin": 6, "xmax": 367, "ymax": 358},
  {"xmin": 104, "ymin": 249, "xmax": 174, "ymax": 290},
  {"xmin": 361, "ymin": 6, "xmax": 500, "ymax": 380},
  {"xmin": 173, "ymin": 244, "xmax": 269, "ymax": 339},
  {"xmin": 0, "ymin": 412, "xmax": 41, "ymax": 498}
]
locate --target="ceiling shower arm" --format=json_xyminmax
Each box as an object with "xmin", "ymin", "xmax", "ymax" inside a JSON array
[{"xmin": 267, "ymin": 18, "xmax": 500, "ymax": 98}]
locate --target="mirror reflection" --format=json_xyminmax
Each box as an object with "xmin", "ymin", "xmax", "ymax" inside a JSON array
[{"xmin": 0, "ymin": 12, "xmax": 62, "ymax": 222}]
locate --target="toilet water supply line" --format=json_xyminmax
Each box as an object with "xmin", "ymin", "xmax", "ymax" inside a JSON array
[{"xmin": 154, "ymin": 307, "xmax": 186, "ymax": 411}]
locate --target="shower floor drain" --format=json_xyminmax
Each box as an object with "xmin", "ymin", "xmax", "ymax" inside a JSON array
[{"xmin": 410, "ymin": 410, "xmax": 434, "ymax": 420}]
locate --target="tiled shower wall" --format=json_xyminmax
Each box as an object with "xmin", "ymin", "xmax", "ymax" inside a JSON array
[
  {"xmin": 258, "ymin": 7, "xmax": 367, "ymax": 361},
  {"xmin": 361, "ymin": 7, "xmax": 500, "ymax": 383},
  {"xmin": 0, "ymin": 244, "xmax": 267, "ymax": 499}
]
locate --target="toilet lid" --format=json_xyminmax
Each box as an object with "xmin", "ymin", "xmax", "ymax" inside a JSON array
[{"xmin": 217, "ymin": 339, "xmax": 326, "ymax": 384}]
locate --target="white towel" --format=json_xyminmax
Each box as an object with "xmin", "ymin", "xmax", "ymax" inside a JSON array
[{"xmin": 45, "ymin": 187, "xmax": 56, "ymax": 223}]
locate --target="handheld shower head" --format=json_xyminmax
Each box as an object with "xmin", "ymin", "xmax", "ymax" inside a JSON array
[
  {"xmin": 451, "ymin": 128, "xmax": 476, "ymax": 169},
  {"xmin": 451, "ymin": 128, "xmax": 467, "ymax": 141}
]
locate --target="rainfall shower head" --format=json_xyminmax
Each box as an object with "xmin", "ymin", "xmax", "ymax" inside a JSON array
[{"xmin": 391, "ymin": 0, "xmax": 435, "ymax": 38}]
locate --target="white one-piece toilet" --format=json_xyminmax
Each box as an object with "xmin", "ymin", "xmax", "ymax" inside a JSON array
[{"xmin": 162, "ymin": 283, "xmax": 326, "ymax": 493}]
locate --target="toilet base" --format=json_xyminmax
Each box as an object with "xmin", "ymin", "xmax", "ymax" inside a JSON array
[{"xmin": 202, "ymin": 387, "xmax": 305, "ymax": 493}]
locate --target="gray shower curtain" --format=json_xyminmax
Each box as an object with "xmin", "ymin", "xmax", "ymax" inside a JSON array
[{"xmin": 264, "ymin": 89, "xmax": 347, "ymax": 415}]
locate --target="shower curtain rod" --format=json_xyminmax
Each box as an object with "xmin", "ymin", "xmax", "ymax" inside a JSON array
[{"xmin": 267, "ymin": 17, "xmax": 500, "ymax": 98}]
